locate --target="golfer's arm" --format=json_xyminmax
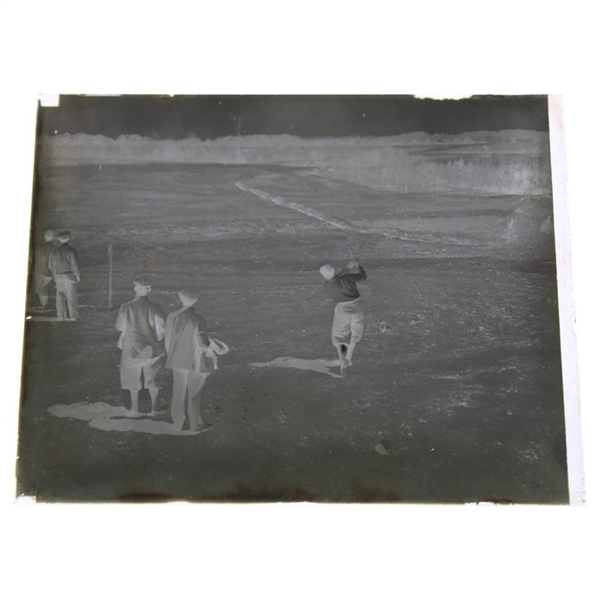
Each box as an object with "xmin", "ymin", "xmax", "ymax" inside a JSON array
[
  {"xmin": 154, "ymin": 314, "xmax": 166, "ymax": 342},
  {"xmin": 197, "ymin": 330, "xmax": 210, "ymax": 348},
  {"xmin": 340, "ymin": 264, "xmax": 367, "ymax": 281},
  {"xmin": 195, "ymin": 315, "xmax": 210, "ymax": 348},
  {"xmin": 351, "ymin": 266, "xmax": 367, "ymax": 281},
  {"xmin": 115, "ymin": 308, "xmax": 126, "ymax": 331},
  {"xmin": 71, "ymin": 250, "xmax": 81, "ymax": 281},
  {"xmin": 164, "ymin": 317, "xmax": 172, "ymax": 350}
]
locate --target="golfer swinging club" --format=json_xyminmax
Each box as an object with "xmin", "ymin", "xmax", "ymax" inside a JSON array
[{"xmin": 319, "ymin": 259, "xmax": 367, "ymax": 376}]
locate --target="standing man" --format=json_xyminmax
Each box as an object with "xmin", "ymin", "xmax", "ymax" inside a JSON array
[
  {"xmin": 165, "ymin": 290, "xmax": 218, "ymax": 432},
  {"xmin": 319, "ymin": 259, "xmax": 367, "ymax": 376},
  {"xmin": 48, "ymin": 230, "xmax": 80, "ymax": 320},
  {"xmin": 116, "ymin": 279, "xmax": 166, "ymax": 415},
  {"xmin": 33, "ymin": 229, "xmax": 55, "ymax": 311}
]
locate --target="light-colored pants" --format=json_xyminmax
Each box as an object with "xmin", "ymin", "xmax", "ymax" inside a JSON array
[
  {"xmin": 171, "ymin": 367, "xmax": 208, "ymax": 429},
  {"xmin": 332, "ymin": 298, "xmax": 365, "ymax": 347},
  {"xmin": 34, "ymin": 275, "xmax": 53, "ymax": 298},
  {"xmin": 54, "ymin": 274, "xmax": 79, "ymax": 319},
  {"xmin": 120, "ymin": 355, "xmax": 165, "ymax": 390}
]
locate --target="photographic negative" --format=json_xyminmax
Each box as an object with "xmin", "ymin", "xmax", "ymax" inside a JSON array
[{"xmin": 17, "ymin": 95, "xmax": 581, "ymax": 503}]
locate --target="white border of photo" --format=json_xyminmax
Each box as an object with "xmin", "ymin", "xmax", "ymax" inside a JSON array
[{"xmin": 1, "ymin": 1, "xmax": 598, "ymax": 599}]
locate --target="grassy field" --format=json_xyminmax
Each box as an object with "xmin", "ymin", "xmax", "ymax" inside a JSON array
[{"xmin": 17, "ymin": 163, "xmax": 568, "ymax": 503}]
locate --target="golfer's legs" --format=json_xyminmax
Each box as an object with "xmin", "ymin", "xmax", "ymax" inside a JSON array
[
  {"xmin": 129, "ymin": 390, "xmax": 139, "ymax": 413},
  {"xmin": 55, "ymin": 277, "xmax": 67, "ymax": 319},
  {"xmin": 143, "ymin": 356, "xmax": 165, "ymax": 390},
  {"xmin": 65, "ymin": 280, "xmax": 79, "ymax": 319},
  {"xmin": 350, "ymin": 310, "xmax": 365, "ymax": 345},
  {"xmin": 171, "ymin": 368, "xmax": 188, "ymax": 429},
  {"xmin": 331, "ymin": 304, "xmax": 352, "ymax": 348},
  {"xmin": 187, "ymin": 373, "xmax": 208, "ymax": 430},
  {"xmin": 149, "ymin": 387, "xmax": 160, "ymax": 413},
  {"xmin": 36, "ymin": 275, "xmax": 51, "ymax": 308},
  {"xmin": 120, "ymin": 360, "xmax": 143, "ymax": 391}
]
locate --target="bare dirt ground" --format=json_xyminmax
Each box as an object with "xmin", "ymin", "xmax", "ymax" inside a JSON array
[{"xmin": 18, "ymin": 163, "xmax": 568, "ymax": 503}]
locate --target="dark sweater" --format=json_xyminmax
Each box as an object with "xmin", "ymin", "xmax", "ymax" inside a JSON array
[{"xmin": 324, "ymin": 266, "xmax": 367, "ymax": 303}]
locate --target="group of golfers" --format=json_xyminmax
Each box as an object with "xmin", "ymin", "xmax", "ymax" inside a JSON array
[
  {"xmin": 32, "ymin": 230, "xmax": 368, "ymax": 432},
  {"xmin": 115, "ymin": 280, "xmax": 228, "ymax": 432}
]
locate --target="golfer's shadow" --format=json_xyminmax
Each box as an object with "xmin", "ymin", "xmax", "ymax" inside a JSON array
[
  {"xmin": 47, "ymin": 402, "xmax": 200, "ymax": 436},
  {"xmin": 249, "ymin": 357, "xmax": 344, "ymax": 378}
]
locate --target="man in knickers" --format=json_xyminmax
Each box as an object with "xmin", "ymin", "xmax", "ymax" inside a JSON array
[
  {"xmin": 320, "ymin": 259, "xmax": 367, "ymax": 377},
  {"xmin": 115, "ymin": 278, "xmax": 166, "ymax": 414}
]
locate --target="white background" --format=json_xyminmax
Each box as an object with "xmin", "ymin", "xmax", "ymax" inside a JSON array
[{"xmin": 1, "ymin": 1, "xmax": 598, "ymax": 598}]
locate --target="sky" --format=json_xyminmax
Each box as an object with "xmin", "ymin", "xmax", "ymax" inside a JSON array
[{"xmin": 38, "ymin": 95, "xmax": 549, "ymax": 140}]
